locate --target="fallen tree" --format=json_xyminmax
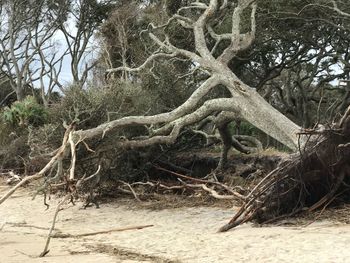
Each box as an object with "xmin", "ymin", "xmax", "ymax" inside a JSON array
[
  {"xmin": 1, "ymin": 0, "xmax": 303, "ymax": 203},
  {"xmin": 2, "ymin": 0, "xmax": 350, "ymax": 255}
]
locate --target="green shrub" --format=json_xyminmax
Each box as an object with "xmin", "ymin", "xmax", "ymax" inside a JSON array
[
  {"xmin": 2, "ymin": 96, "xmax": 48, "ymax": 127},
  {"xmin": 49, "ymin": 81, "xmax": 156, "ymax": 130}
]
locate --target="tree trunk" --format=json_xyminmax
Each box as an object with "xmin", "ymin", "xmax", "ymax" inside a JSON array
[
  {"xmin": 15, "ymin": 86, "xmax": 25, "ymax": 101},
  {"xmin": 218, "ymin": 67, "xmax": 301, "ymax": 150},
  {"xmin": 230, "ymin": 86, "xmax": 301, "ymax": 150}
]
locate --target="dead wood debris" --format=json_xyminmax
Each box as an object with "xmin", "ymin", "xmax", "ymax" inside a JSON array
[
  {"xmin": 52, "ymin": 224, "xmax": 154, "ymax": 238},
  {"xmin": 40, "ymin": 194, "xmax": 71, "ymax": 257},
  {"xmin": 146, "ymin": 165, "xmax": 246, "ymax": 200},
  {"xmin": 219, "ymin": 106, "xmax": 350, "ymax": 232}
]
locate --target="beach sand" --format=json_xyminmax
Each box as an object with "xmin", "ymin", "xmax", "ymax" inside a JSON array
[{"xmin": 1, "ymin": 183, "xmax": 350, "ymax": 263}]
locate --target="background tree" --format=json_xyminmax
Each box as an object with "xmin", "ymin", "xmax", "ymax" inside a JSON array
[
  {"xmin": 58, "ymin": 0, "xmax": 115, "ymax": 88},
  {"xmin": 0, "ymin": 0, "xmax": 115, "ymax": 105},
  {"xmin": 0, "ymin": 0, "xmax": 69, "ymax": 102}
]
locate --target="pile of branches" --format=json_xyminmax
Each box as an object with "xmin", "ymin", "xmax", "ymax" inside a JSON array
[{"xmin": 219, "ymin": 107, "xmax": 350, "ymax": 232}]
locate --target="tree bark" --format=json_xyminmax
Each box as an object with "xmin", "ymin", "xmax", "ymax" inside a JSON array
[
  {"xmin": 15, "ymin": 86, "xmax": 25, "ymax": 101},
  {"xmin": 76, "ymin": 0, "xmax": 302, "ymax": 151}
]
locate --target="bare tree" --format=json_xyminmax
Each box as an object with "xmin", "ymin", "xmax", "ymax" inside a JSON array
[
  {"xmin": 34, "ymin": 41, "xmax": 68, "ymax": 106},
  {"xmin": 0, "ymin": 1, "xmax": 307, "ymax": 182},
  {"xmin": 0, "ymin": 0, "xmax": 68, "ymax": 101},
  {"xmin": 261, "ymin": 35, "xmax": 350, "ymax": 128},
  {"xmin": 58, "ymin": 0, "xmax": 112, "ymax": 87},
  {"xmin": 0, "ymin": 0, "xmax": 110, "ymax": 104},
  {"xmin": 99, "ymin": 2, "xmax": 139, "ymax": 81}
]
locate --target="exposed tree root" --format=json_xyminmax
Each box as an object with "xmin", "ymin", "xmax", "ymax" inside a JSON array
[{"xmin": 219, "ymin": 108, "xmax": 350, "ymax": 232}]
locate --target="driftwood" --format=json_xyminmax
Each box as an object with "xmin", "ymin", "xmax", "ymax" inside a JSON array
[
  {"xmin": 40, "ymin": 194, "xmax": 71, "ymax": 257},
  {"xmin": 153, "ymin": 165, "xmax": 245, "ymax": 200},
  {"xmin": 52, "ymin": 224, "xmax": 154, "ymax": 238},
  {"xmin": 0, "ymin": 171, "xmax": 21, "ymax": 185},
  {"xmin": 40, "ymin": 164, "xmax": 102, "ymax": 257}
]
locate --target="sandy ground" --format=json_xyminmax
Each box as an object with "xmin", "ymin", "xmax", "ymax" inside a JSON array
[{"xmin": 1, "ymin": 183, "xmax": 350, "ymax": 263}]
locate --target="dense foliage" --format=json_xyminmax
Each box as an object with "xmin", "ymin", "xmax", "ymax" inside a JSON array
[{"xmin": 2, "ymin": 96, "xmax": 48, "ymax": 127}]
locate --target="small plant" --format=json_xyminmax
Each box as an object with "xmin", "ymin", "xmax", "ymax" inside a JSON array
[
  {"xmin": 0, "ymin": 119, "xmax": 12, "ymax": 146},
  {"xmin": 2, "ymin": 96, "xmax": 48, "ymax": 127}
]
